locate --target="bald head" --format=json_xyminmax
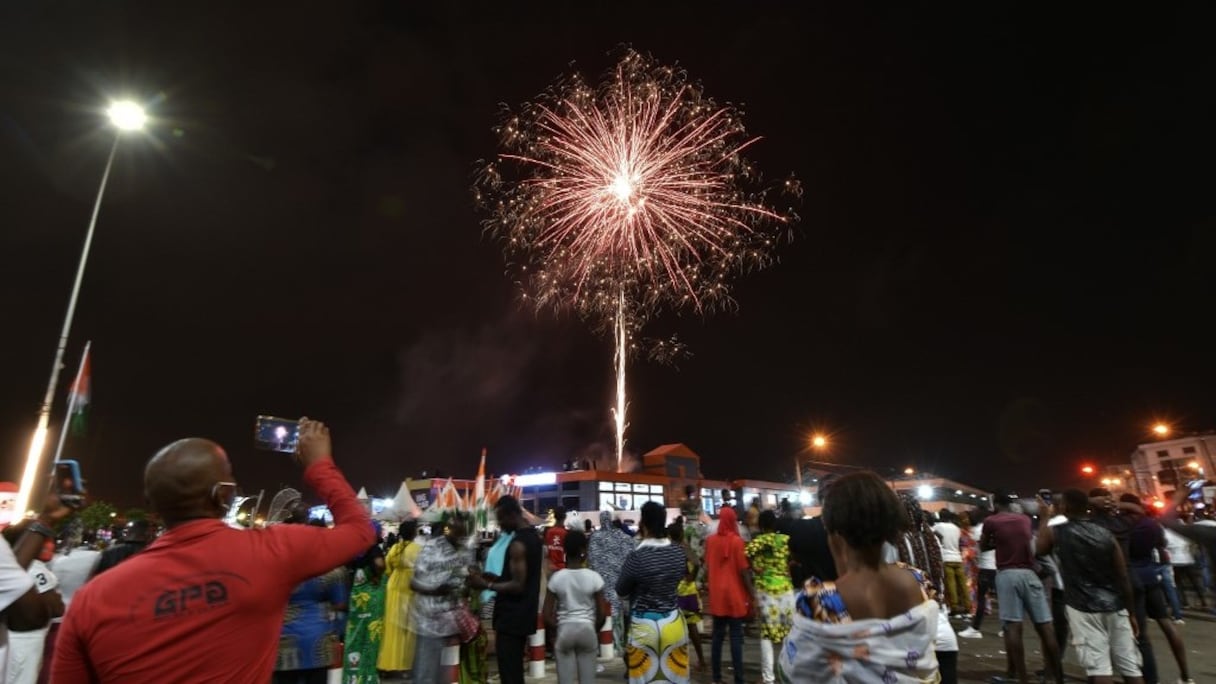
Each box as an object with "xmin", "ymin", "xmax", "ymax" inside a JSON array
[{"xmin": 145, "ymin": 438, "xmax": 233, "ymax": 525}]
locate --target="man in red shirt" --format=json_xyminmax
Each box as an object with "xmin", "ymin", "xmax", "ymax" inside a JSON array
[
  {"xmin": 51, "ymin": 418, "xmax": 374, "ymax": 683},
  {"xmin": 979, "ymin": 492, "xmax": 1062, "ymax": 684},
  {"xmin": 544, "ymin": 507, "xmax": 569, "ymax": 574}
]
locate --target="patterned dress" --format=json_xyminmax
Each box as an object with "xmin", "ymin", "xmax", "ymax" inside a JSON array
[
  {"xmin": 617, "ymin": 540, "xmax": 690, "ymax": 684},
  {"xmin": 778, "ymin": 564, "xmax": 939, "ymax": 683},
  {"xmin": 745, "ymin": 532, "xmax": 795, "ymax": 643},
  {"xmin": 344, "ymin": 567, "xmax": 386, "ymax": 683},
  {"xmin": 460, "ymin": 591, "xmax": 488, "ymax": 684},
  {"xmin": 959, "ymin": 526, "xmax": 978, "ymax": 611},
  {"xmin": 589, "ymin": 515, "xmax": 636, "ymax": 651},
  {"xmin": 276, "ymin": 567, "xmax": 348, "ymax": 674}
]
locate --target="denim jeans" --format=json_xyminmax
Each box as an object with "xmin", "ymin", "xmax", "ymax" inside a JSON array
[
  {"xmin": 711, "ymin": 616, "xmax": 745, "ymax": 684},
  {"xmin": 1160, "ymin": 563, "xmax": 1184, "ymax": 619}
]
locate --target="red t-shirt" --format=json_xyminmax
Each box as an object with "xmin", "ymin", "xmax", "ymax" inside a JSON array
[
  {"xmin": 706, "ymin": 532, "xmax": 750, "ymax": 618},
  {"xmin": 51, "ymin": 459, "xmax": 375, "ymax": 684},
  {"xmin": 544, "ymin": 526, "xmax": 568, "ymax": 571},
  {"xmin": 980, "ymin": 511, "xmax": 1035, "ymax": 570}
]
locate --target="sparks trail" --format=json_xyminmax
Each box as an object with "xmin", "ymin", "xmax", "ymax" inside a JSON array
[{"xmin": 475, "ymin": 48, "xmax": 798, "ymax": 470}]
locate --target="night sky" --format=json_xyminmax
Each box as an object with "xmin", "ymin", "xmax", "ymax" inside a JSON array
[{"xmin": 2, "ymin": 3, "xmax": 1214, "ymax": 509}]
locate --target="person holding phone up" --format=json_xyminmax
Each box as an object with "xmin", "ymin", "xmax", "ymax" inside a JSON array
[{"xmin": 51, "ymin": 418, "xmax": 376, "ymax": 684}]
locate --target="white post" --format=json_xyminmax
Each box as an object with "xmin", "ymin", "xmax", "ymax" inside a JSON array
[{"xmin": 16, "ymin": 135, "xmax": 120, "ymax": 517}]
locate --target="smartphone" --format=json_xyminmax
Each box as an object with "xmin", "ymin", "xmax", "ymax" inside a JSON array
[
  {"xmin": 1038, "ymin": 489, "xmax": 1053, "ymax": 505},
  {"xmin": 52, "ymin": 460, "xmax": 85, "ymax": 509},
  {"xmin": 254, "ymin": 415, "xmax": 300, "ymax": 453}
]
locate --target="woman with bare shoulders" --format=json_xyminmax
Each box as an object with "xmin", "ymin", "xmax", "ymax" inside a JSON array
[{"xmin": 778, "ymin": 471, "xmax": 939, "ymax": 683}]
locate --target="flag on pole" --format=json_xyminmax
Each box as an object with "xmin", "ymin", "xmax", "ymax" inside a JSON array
[
  {"xmin": 473, "ymin": 448, "xmax": 489, "ymax": 531},
  {"xmin": 474, "ymin": 448, "xmax": 487, "ymax": 505},
  {"xmin": 67, "ymin": 343, "xmax": 92, "ymax": 436}
]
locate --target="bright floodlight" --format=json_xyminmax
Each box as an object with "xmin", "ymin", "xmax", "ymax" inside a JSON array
[
  {"xmin": 811, "ymin": 434, "xmax": 828, "ymax": 449},
  {"xmin": 107, "ymin": 100, "xmax": 146, "ymax": 131},
  {"xmin": 917, "ymin": 484, "xmax": 933, "ymax": 500},
  {"xmin": 1152, "ymin": 422, "xmax": 1170, "ymax": 437}
]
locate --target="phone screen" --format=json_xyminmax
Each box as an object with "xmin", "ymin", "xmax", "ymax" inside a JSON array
[{"xmin": 254, "ymin": 415, "xmax": 300, "ymax": 453}]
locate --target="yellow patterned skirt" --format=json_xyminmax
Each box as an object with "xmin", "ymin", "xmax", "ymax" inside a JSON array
[{"xmin": 626, "ymin": 609, "xmax": 690, "ymax": 683}]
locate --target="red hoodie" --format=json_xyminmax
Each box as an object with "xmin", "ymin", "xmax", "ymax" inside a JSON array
[
  {"xmin": 51, "ymin": 459, "xmax": 374, "ymax": 683},
  {"xmin": 706, "ymin": 507, "xmax": 751, "ymax": 618}
]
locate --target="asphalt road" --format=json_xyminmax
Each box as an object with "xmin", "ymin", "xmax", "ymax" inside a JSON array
[{"xmin": 509, "ymin": 608, "xmax": 1216, "ymax": 682}]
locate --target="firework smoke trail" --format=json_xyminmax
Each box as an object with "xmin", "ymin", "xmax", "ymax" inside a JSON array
[
  {"xmin": 612, "ymin": 291, "xmax": 628, "ymax": 472},
  {"xmin": 475, "ymin": 49, "xmax": 798, "ymax": 471}
]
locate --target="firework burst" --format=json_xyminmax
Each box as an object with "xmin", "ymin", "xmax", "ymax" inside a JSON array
[{"xmin": 475, "ymin": 49, "xmax": 797, "ymax": 469}]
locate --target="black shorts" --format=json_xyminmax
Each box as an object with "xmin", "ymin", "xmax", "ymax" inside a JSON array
[{"xmin": 1142, "ymin": 584, "xmax": 1169, "ymax": 620}]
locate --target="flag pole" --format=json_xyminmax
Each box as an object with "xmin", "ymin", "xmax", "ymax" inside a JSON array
[{"xmin": 51, "ymin": 341, "xmax": 91, "ymax": 466}]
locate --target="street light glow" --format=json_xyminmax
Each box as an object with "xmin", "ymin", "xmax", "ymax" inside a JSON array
[
  {"xmin": 811, "ymin": 434, "xmax": 828, "ymax": 449},
  {"xmin": 1152, "ymin": 422, "xmax": 1171, "ymax": 438},
  {"xmin": 107, "ymin": 100, "xmax": 147, "ymax": 131},
  {"xmin": 16, "ymin": 97, "xmax": 149, "ymax": 518},
  {"xmin": 1081, "ymin": 465, "xmax": 1095, "ymax": 476}
]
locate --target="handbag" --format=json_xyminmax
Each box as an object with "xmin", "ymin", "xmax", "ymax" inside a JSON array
[{"xmin": 454, "ymin": 605, "xmax": 481, "ymax": 644}]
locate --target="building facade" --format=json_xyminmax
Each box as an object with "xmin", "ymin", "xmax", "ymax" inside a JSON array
[
  {"xmin": 403, "ymin": 443, "xmax": 801, "ymax": 518},
  {"xmin": 1130, "ymin": 433, "xmax": 1216, "ymax": 499}
]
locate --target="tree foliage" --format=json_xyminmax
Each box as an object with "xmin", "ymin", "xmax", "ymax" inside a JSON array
[{"xmin": 78, "ymin": 501, "xmax": 116, "ymax": 531}]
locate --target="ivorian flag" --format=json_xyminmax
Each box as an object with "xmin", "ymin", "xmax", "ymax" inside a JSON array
[{"xmin": 67, "ymin": 343, "xmax": 91, "ymax": 436}]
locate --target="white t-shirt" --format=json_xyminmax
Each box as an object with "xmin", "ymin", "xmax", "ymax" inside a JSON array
[
  {"xmin": 548, "ymin": 567, "xmax": 604, "ymax": 625},
  {"xmin": 49, "ymin": 549, "xmax": 99, "ymax": 617},
  {"xmin": 7, "ymin": 561, "xmax": 58, "ymax": 684},
  {"xmin": 1165, "ymin": 528, "xmax": 1196, "ymax": 566},
  {"xmin": 1045, "ymin": 515, "xmax": 1068, "ymax": 590},
  {"xmin": 0, "ymin": 539, "xmax": 36, "ymax": 683},
  {"xmin": 932, "ymin": 522, "xmax": 962, "ymax": 563},
  {"xmin": 972, "ymin": 524, "xmax": 996, "ymax": 570}
]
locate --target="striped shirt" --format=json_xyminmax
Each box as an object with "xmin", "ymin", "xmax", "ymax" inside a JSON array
[{"xmin": 616, "ymin": 540, "xmax": 685, "ymax": 614}]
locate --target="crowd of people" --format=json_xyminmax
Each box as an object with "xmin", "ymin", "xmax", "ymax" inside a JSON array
[{"xmin": 1, "ymin": 422, "xmax": 1216, "ymax": 683}]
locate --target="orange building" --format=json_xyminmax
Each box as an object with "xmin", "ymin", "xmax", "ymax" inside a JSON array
[{"xmin": 404, "ymin": 443, "xmax": 802, "ymax": 516}]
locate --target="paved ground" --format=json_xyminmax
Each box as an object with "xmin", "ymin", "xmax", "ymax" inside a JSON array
[{"xmin": 502, "ymin": 607, "xmax": 1216, "ymax": 682}]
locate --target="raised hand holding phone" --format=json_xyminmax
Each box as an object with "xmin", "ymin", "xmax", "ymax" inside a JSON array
[{"xmin": 295, "ymin": 418, "xmax": 333, "ymax": 468}]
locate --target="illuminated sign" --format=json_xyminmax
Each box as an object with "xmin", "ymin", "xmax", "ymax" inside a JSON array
[{"xmin": 514, "ymin": 472, "xmax": 557, "ymax": 487}]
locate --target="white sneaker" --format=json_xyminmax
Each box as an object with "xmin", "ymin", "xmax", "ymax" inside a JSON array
[{"xmin": 957, "ymin": 627, "xmax": 982, "ymax": 639}]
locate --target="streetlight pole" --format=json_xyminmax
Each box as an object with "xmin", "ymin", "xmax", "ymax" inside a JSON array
[
  {"xmin": 15, "ymin": 101, "xmax": 146, "ymax": 517},
  {"xmin": 796, "ymin": 433, "xmax": 829, "ymax": 500}
]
